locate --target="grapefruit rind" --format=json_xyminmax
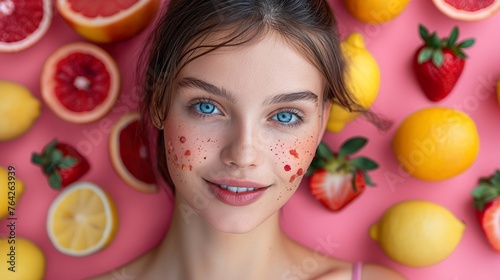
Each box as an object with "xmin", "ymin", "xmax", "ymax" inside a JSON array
[
  {"xmin": 109, "ymin": 112, "xmax": 158, "ymax": 193},
  {"xmin": 432, "ymin": 0, "xmax": 500, "ymax": 21},
  {"xmin": 46, "ymin": 181, "xmax": 118, "ymax": 257},
  {"xmin": 0, "ymin": 0, "xmax": 53, "ymax": 53},
  {"xmin": 40, "ymin": 42, "xmax": 120, "ymax": 124},
  {"xmin": 56, "ymin": 0, "xmax": 161, "ymax": 43}
]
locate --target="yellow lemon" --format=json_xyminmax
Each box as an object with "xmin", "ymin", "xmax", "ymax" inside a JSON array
[
  {"xmin": 327, "ymin": 32, "xmax": 380, "ymax": 133},
  {"xmin": 342, "ymin": 0, "xmax": 411, "ymax": 24},
  {"xmin": 0, "ymin": 166, "xmax": 25, "ymax": 220},
  {"xmin": 0, "ymin": 237, "xmax": 46, "ymax": 280},
  {"xmin": 370, "ymin": 200, "xmax": 465, "ymax": 267},
  {"xmin": 0, "ymin": 80, "xmax": 41, "ymax": 141},
  {"xmin": 47, "ymin": 181, "xmax": 118, "ymax": 256},
  {"xmin": 391, "ymin": 107, "xmax": 479, "ymax": 181}
]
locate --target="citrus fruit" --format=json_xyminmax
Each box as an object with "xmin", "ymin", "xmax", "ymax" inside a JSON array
[
  {"xmin": 370, "ymin": 200, "xmax": 465, "ymax": 267},
  {"xmin": 109, "ymin": 112, "xmax": 158, "ymax": 193},
  {"xmin": 326, "ymin": 32, "xmax": 380, "ymax": 133},
  {"xmin": 0, "ymin": 0, "xmax": 52, "ymax": 53},
  {"xmin": 432, "ymin": 0, "xmax": 500, "ymax": 21},
  {"xmin": 0, "ymin": 166, "xmax": 25, "ymax": 220},
  {"xmin": 47, "ymin": 181, "xmax": 118, "ymax": 256},
  {"xmin": 56, "ymin": 0, "xmax": 161, "ymax": 43},
  {"xmin": 342, "ymin": 0, "xmax": 411, "ymax": 24},
  {"xmin": 40, "ymin": 42, "xmax": 121, "ymax": 124},
  {"xmin": 391, "ymin": 107, "xmax": 479, "ymax": 181},
  {"xmin": 0, "ymin": 80, "xmax": 41, "ymax": 141},
  {"xmin": 0, "ymin": 237, "xmax": 46, "ymax": 279}
]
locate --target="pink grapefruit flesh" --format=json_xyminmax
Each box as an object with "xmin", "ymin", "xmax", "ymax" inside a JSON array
[
  {"xmin": 433, "ymin": 0, "xmax": 500, "ymax": 21},
  {"xmin": 0, "ymin": 0, "xmax": 52, "ymax": 53}
]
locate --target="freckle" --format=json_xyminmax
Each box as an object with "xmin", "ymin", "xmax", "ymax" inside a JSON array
[
  {"xmin": 297, "ymin": 168, "xmax": 304, "ymax": 176},
  {"xmin": 289, "ymin": 175, "xmax": 296, "ymax": 183},
  {"xmin": 189, "ymin": 165, "xmax": 193, "ymax": 171},
  {"xmin": 204, "ymin": 157, "xmax": 207, "ymax": 160},
  {"xmin": 184, "ymin": 150, "xmax": 191, "ymax": 156},
  {"xmin": 180, "ymin": 136, "xmax": 186, "ymax": 143},
  {"xmin": 289, "ymin": 149, "xmax": 299, "ymax": 159},
  {"xmin": 284, "ymin": 165, "xmax": 291, "ymax": 172}
]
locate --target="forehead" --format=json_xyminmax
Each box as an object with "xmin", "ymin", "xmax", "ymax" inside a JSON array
[{"xmin": 177, "ymin": 31, "xmax": 325, "ymax": 99}]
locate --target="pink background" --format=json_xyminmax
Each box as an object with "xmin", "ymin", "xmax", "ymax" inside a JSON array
[{"xmin": 1, "ymin": 0, "xmax": 500, "ymax": 279}]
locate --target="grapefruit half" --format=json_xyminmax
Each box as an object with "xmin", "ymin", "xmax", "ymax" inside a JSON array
[
  {"xmin": 433, "ymin": 0, "xmax": 500, "ymax": 21},
  {"xmin": 0, "ymin": 0, "xmax": 53, "ymax": 53},
  {"xmin": 56, "ymin": 0, "xmax": 161, "ymax": 43},
  {"xmin": 109, "ymin": 112, "xmax": 158, "ymax": 193},
  {"xmin": 40, "ymin": 42, "xmax": 120, "ymax": 124}
]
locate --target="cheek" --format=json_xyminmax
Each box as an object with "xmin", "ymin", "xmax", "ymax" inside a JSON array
[
  {"xmin": 271, "ymin": 136, "xmax": 318, "ymax": 187},
  {"xmin": 163, "ymin": 123, "xmax": 219, "ymax": 176}
]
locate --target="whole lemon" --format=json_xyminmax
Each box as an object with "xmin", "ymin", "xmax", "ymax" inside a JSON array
[
  {"xmin": 370, "ymin": 200, "xmax": 465, "ymax": 267},
  {"xmin": 0, "ymin": 166, "xmax": 25, "ymax": 220},
  {"xmin": 391, "ymin": 107, "xmax": 479, "ymax": 181},
  {"xmin": 342, "ymin": 0, "xmax": 411, "ymax": 24},
  {"xmin": 0, "ymin": 81, "xmax": 41, "ymax": 141},
  {"xmin": 0, "ymin": 237, "xmax": 46, "ymax": 279},
  {"xmin": 326, "ymin": 32, "xmax": 380, "ymax": 133}
]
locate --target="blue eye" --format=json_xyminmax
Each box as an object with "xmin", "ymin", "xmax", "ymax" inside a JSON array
[
  {"xmin": 193, "ymin": 101, "xmax": 220, "ymax": 115},
  {"xmin": 272, "ymin": 111, "xmax": 301, "ymax": 124}
]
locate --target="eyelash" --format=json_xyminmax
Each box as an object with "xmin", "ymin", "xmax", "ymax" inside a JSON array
[{"xmin": 188, "ymin": 99, "xmax": 304, "ymax": 127}]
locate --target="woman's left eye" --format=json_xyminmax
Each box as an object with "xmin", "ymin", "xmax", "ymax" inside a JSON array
[{"xmin": 271, "ymin": 110, "xmax": 302, "ymax": 125}]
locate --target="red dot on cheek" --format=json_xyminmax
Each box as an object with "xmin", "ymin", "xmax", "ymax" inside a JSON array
[
  {"xmin": 297, "ymin": 168, "xmax": 304, "ymax": 176},
  {"xmin": 180, "ymin": 136, "xmax": 186, "ymax": 143},
  {"xmin": 284, "ymin": 165, "xmax": 291, "ymax": 172},
  {"xmin": 184, "ymin": 150, "xmax": 191, "ymax": 156},
  {"xmin": 289, "ymin": 149, "xmax": 299, "ymax": 159}
]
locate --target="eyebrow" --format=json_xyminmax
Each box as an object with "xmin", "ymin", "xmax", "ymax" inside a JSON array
[{"xmin": 177, "ymin": 77, "xmax": 318, "ymax": 105}]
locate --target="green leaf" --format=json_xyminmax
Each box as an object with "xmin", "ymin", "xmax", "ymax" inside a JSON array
[
  {"xmin": 362, "ymin": 171, "xmax": 375, "ymax": 187},
  {"xmin": 471, "ymin": 184, "xmax": 490, "ymax": 198},
  {"xmin": 339, "ymin": 137, "xmax": 367, "ymax": 157},
  {"xmin": 418, "ymin": 24, "xmax": 429, "ymax": 41},
  {"xmin": 43, "ymin": 138, "xmax": 58, "ymax": 157},
  {"xmin": 50, "ymin": 149, "xmax": 63, "ymax": 162},
  {"xmin": 48, "ymin": 172, "xmax": 62, "ymax": 189},
  {"xmin": 417, "ymin": 47, "xmax": 433, "ymax": 64},
  {"xmin": 350, "ymin": 157, "xmax": 379, "ymax": 171},
  {"xmin": 490, "ymin": 170, "xmax": 500, "ymax": 186},
  {"xmin": 430, "ymin": 33, "xmax": 441, "ymax": 48},
  {"xmin": 58, "ymin": 157, "xmax": 77, "ymax": 169},
  {"xmin": 31, "ymin": 153, "xmax": 43, "ymax": 165},
  {"xmin": 432, "ymin": 49, "xmax": 444, "ymax": 67},
  {"xmin": 457, "ymin": 38, "xmax": 475, "ymax": 48},
  {"xmin": 316, "ymin": 142, "xmax": 334, "ymax": 161},
  {"xmin": 447, "ymin": 26, "xmax": 459, "ymax": 47}
]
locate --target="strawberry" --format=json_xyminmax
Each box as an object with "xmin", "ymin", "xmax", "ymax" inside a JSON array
[
  {"xmin": 31, "ymin": 138, "xmax": 90, "ymax": 190},
  {"xmin": 472, "ymin": 170, "xmax": 500, "ymax": 252},
  {"xmin": 413, "ymin": 24, "xmax": 475, "ymax": 102},
  {"xmin": 306, "ymin": 137, "xmax": 378, "ymax": 211}
]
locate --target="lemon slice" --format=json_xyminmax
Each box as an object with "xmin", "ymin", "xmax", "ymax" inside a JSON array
[{"xmin": 47, "ymin": 181, "xmax": 118, "ymax": 256}]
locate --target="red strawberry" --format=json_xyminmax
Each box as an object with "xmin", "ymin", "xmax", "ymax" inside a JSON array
[
  {"xmin": 413, "ymin": 24, "xmax": 475, "ymax": 102},
  {"xmin": 472, "ymin": 170, "xmax": 500, "ymax": 252},
  {"xmin": 31, "ymin": 138, "xmax": 90, "ymax": 190},
  {"xmin": 306, "ymin": 137, "xmax": 378, "ymax": 212}
]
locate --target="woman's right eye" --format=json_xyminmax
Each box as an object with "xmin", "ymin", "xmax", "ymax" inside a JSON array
[{"xmin": 192, "ymin": 101, "xmax": 221, "ymax": 116}]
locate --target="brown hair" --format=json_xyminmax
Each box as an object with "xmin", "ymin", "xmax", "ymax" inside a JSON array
[{"xmin": 138, "ymin": 0, "xmax": 363, "ymax": 190}]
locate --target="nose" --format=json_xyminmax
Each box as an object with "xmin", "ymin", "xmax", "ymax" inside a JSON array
[{"xmin": 220, "ymin": 119, "xmax": 262, "ymax": 169}]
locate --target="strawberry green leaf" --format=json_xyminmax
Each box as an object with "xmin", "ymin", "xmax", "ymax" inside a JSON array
[
  {"xmin": 58, "ymin": 157, "xmax": 77, "ymax": 169},
  {"xmin": 362, "ymin": 171, "xmax": 375, "ymax": 187},
  {"xmin": 447, "ymin": 26, "xmax": 459, "ymax": 47},
  {"xmin": 417, "ymin": 47, "xmax": 433, "ymax": 64},
  {"xmin": 457, "ymin": 38, "xmax": 475, "ymax": 48},
  {"xmin": 48, "ymin": 172, "xmax": 62, "ymax": 190},
  {"xmin": 50, "ymin": 149, "xmax": 63, "ymax": 162},
  {"xmin": 430, "ymin": 33, "xmax": 441, "ymax": 48},
  {"xmin": 350, "ymin": 157, "xmax": 379, "ymax": 171},
  {"xmin": 339, "ymin": 137, "xmax": 367, "ymax": 157},
  {"xmin": 432, "ymin": 49, "xmax": 444, "ymax": 67},
  {"xmin": 43, "ymin": 138, "xmax": 58, "ymax": 157},
  {"xmin": 490, "ymin": 170, "xmax": 500, "ymax": 186},
  {"xmin": 419, "ymin": 24, "xmax": 429, "ymax": 41},
  {"xmin": 31, "ymin": 153, "xmax": 44, "ymax": 165},
  {"xmin": 316, "ymin": 142, "xmax": 334, "ymax": 161}
]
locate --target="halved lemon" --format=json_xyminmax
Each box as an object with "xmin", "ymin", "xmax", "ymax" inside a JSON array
[{"xmin": 47, "ymin": 181, "xmax": 118, "ymax": 257}]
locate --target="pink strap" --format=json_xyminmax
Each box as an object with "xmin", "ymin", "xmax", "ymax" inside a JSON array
[{"xmin": 352, "ymin": 262, "xmax": 362, "ymax": 280}]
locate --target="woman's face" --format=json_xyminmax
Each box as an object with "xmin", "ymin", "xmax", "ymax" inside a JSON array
[{"xmin": 163, "ymin": 31, "xmax": 330, "ymax": 233}]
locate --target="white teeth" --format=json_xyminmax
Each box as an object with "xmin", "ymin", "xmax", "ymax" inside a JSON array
[{"xmin": 219, "ymin": 185, "xmax": 256, "ymax": 193}]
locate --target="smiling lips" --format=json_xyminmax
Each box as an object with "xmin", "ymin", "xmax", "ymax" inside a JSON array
[{"xmin": 206, "ymin": 179, "xmax": 269, "ymax": 206}]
